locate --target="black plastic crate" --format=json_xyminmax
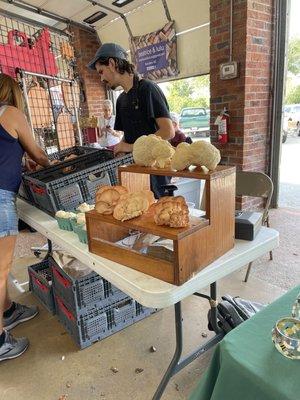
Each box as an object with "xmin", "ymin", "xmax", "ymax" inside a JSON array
[
  {"xmin": 54, "ymin": 293, "xmax": 156, "ymax": 349},
  {"xmin": 28, "ymin": 258, "xmax": 56, "ymax": 314},
  {"xmin": 25, "ymin": 148, "xmax": 114, "ymax": 184},
  {"xmin": 18, "ymin": 180, "xmax": 34, "ymax": 202},
  {"xmin": 22, "ymin": 153, "xmax": 133, "ymax": 216},
  {"xmin": 51, "ymin": 260, "xmax": 129, "ymax": 314},
  {"xmin": 47, "ymin": 146, "xmax": 98, "ymax": 161},
  {"xmin": 19, "ymin": 147, "xmax": 97, "ymax": 201}
]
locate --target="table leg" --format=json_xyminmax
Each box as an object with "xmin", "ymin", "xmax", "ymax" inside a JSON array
[
  {"xmin": 152, "ymin": 302, "xmax": 183, "ymax": 400},
  {"xmin": 152, "ymin": 282, "xmax": 224, "ymax": 400},
  {"xmin": 43, "ymin": 239, "xmax": 53, "ymax": 259}
]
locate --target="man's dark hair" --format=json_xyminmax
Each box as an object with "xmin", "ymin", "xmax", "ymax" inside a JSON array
[{"xmin": 97, "ymin": 57, "xmax": 135, "ymax": 74}]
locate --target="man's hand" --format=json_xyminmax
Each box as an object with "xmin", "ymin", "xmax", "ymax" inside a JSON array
[{"xmin": 113, "ymin": 141, "xmax": 133, "ymax": 156}]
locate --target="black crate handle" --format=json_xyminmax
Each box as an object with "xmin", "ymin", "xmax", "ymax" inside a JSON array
[
  {"xmin": 115, "ymin": 299, "xmax": 133, "ymax": 310},
  {"xmin": 29, "ymin": 182, "xmax": 47, "ymax": 195},
  {"xmin": 52, "ymin": 266, "xmax": 72, "ymax": 288},
  {"xmin": 29, "ymin": 272, "xmax": 48, "ymax": 292}
]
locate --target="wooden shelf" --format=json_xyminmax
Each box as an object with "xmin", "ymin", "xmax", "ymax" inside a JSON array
[
  {"xmin": 87, "ymin": 164, "xmax": 236, "ymax": 285},
  {"xmin": 87, "ymin": 210, "xmax": 209, "ymax": 240},
  {"xmin": 118, "ymin": 164, "xmax": 236, "ymax": 181}
]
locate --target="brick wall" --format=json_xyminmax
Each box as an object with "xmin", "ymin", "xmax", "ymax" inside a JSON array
[
  {"xmin": 210, "ymin": 0, "xmax": 275, "ymax": 209},
  {"xmin": 70, "ymin": 26, "xmax": 106, "ymax": 119}
]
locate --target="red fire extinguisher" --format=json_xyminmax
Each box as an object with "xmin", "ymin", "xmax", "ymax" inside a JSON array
[{"xmin": 216, "ymin": 108, "xmax": 229, "ymax": 144}]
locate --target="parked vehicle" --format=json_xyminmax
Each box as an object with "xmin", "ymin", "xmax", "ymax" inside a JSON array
[
  {"xmin": 179, "ymin": 107, "xmax": 210, "ymax": 137},
  {"xmin": 282, "ymin": 114, "xmax": 289, "ymax": 143},
  {"xmin": 284, "ymin": 104, "xmax": 300, "ymax": 136}
]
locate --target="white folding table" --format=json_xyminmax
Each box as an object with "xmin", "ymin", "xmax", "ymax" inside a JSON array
[{"xmin": 17, "ymin": 198, "xmax": 279, "ymax": 399}]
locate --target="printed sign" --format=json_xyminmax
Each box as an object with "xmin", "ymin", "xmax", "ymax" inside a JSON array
[
  {"xmin": 136, "ymin": 42, "xmax": 168, "ymax": 74},
  {"xmin": 130, "ymin": 21, "xmax": 178, "ymax": 81}
]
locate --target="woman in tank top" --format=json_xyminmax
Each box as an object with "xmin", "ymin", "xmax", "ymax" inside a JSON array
[{"xmin": 0, "ymin": 74, "xmax": 50, "ymax": 362}]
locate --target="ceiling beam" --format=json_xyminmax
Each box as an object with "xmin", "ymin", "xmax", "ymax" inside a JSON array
[
  {"xmin": 85, "ymin": 0, "xmax": 133, "ymax": 37},
  {"xmin": 0, "ymin": 0, "xmax": 96, "ymax": 34},
  {"xmin": 0, "ymin": 8, "xmax": 70, "ymax": 36}
]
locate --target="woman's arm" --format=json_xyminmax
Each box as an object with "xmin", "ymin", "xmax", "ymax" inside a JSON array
[
  {"xmin": 12, "ymin": 108, "xmax": 50, "ymax": 167},
  {"xmin": 98, "ymin": 127, "xmax": 104, "ymax": 138},
  {"xmin": 107, "ymin": 127, "xmax": 123, "ymax": 138}
]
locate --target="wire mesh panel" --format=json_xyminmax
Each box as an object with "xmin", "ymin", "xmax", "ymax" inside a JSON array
[
  {"xmin": 0, "ymin": 14, "xmax": 75, "ymax": 80},
  {"xmin": 0, "ymin": 13, "xmax": 81, "ymax": 153},
  {"xmin": 22, "ymin": 74, "xmax": 80, "ymax": 152}
]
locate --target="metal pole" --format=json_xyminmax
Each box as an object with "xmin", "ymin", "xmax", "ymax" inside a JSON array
[
  {"xmin": 70, "ymin": 81, "xmax": 82, "ymax": 146},
  {"xmin": 46, "ymin": 79, "xmax": 61, "ymax": 152},
  {"xmin": 229, "ymin": 0, "xmax": 233, "ymax": 62},
  {"xmin": 19, "ymin": 70, "xmax": 35, "ymax": 139},
  {"xmin": 152, "ymin": 302, "xmax": 183, "ymax": 400},
  {"xmin": 21, "ymin": 70, "xmax": 73, "ymax": 83},
  {"xmin": 269, "ymin": 0, "xmax": 289, "ymax": 208},
  {"xmin": 161, "ymin": 0, "xmax": 172, "ymax": 22}
]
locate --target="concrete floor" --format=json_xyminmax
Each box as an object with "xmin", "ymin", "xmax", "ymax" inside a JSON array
[
  {"xmin": 279, "ymin": 135, "xmax": 300, "ymax": 209},
  {"xmin": 1, "ymin": 207, "xmax": 299, "ymax": 400},
  {"xmin": 2, "ymin": 129, "xmax": 298, "ymax": 400}
]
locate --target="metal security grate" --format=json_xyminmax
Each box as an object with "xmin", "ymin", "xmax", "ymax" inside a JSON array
[{"xmin": 0, "ymin": 13, "xmax": 81, "ymax": 152}]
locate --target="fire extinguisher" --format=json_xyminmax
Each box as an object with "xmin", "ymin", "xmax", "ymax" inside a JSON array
[{"xmin": 216, "ymin": 108, "xmax": 229, "ymax": 144}]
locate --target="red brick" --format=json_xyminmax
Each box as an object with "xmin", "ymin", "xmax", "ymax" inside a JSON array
[
  {"xmin": 70, "ymin": 27, "xmax": 106, "ymax": 122},
  {"xmin": 210, "ymin": 0, "xmax": 274, "ymax": 209}
]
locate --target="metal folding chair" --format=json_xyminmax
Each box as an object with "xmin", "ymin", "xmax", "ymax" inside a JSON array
[{"xmin": 236, "ymin": 171, "xmax": 274, "ymax": 282}]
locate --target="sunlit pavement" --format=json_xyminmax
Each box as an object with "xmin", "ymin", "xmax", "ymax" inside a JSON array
[
  {"xmin": 188, "ymin": 134, "xmax": 300, "ymax": 209},
  {"xmin": 279, "ymin": 135, "xmax": 300, "ymax": 209}
]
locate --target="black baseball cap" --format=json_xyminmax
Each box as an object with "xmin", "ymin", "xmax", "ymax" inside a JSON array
[{"xmin": 87, "ymin": 43, "xmax": 128, "ymax": 70}]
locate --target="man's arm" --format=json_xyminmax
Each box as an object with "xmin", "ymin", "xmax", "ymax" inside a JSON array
[
  {"xmin": 155, "ymin": 117, "xmax": 175, "ymax": 140},
  {"xmin": 142, "ymin": 81, "xmax": 174, "ymax": 139},
  {"xmin": 113, "ymin": 137, "xmax": 133, "ymax": 155}
]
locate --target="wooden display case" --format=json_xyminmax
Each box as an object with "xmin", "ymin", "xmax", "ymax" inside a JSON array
[{"xmin": 86, "ymin": 164, "xmax": 236, "ymax": 286}]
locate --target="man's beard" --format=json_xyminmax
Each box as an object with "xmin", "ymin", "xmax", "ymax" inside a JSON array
[{"xmin": 104, "ymin": 80, "xmax": 116, "ymax": 90}]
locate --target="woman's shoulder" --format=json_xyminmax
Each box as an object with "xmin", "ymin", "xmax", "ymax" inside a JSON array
[
  {"xmin": 1, "ymin": 105, "xmax": 23, "ymax": 117},
  {"xmin": 0, "ymin": 106, "xmax": 26, "ymax": 131}
]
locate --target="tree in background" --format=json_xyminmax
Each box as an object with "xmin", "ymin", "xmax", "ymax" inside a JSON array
[
  {"xmin": 287, "ymin": 38, "xmax": 300, "ymax": 75},
  {"xmin": 285, "ymin": 85, "xmax": 300, "ymax": 104},
  {"xmin": 164, "ymin": 75, "xmax": 209, "ymax": 113},
  {"xmin": 285, "ymin": 37, "xmax": 300, "ymax": 104}
]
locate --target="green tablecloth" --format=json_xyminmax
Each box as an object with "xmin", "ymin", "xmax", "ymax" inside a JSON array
[{"xmin": 190, "ymin": 285, "xmax": 300, "ymax": 400}]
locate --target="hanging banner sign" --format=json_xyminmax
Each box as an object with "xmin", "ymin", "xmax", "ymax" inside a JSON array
[
  {"xmin": 136, "ymin": 42, "xmax": 168, "ymax": 74},
  {"xmin": 130, "ymin": 21, "xmax": 178, "ymax": 81}
]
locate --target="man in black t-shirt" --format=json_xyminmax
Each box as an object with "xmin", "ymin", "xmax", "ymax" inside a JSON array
[{"xmin": 88, "ymin": 43, "xmax": 175, "ymax": 198}]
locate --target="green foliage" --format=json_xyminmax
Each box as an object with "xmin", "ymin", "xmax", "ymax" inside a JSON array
[
  {"xmin": 164, "ymin": 76, "xmax": 210, "ymax": 113},
  {"xmin": 287, "ymin": 38, "xmax": 300, "ymax": 75},
  {"xmin": 285, "ymin": 85, "xmax": 300, "ymax": 104},
  {"xmin": 193, "ymin": 75, "xmax": 210, "ymax": 92}
]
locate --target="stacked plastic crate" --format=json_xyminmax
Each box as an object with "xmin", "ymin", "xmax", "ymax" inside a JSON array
[
  {"xmin": 28, "ymin": 258, "xmax": 56, "ymax": 314},
  {"xmin": 22, "ymin": 147, "xmax": 134, "ymax": 216},
  {"xmin": 29, "ymin": 257, "xmax": 156, "ymax": 349}
]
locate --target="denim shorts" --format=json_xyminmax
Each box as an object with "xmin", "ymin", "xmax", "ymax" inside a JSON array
[{"xmin": 0, "ymin": 188, "xmax": 18, "ymax": 237}]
